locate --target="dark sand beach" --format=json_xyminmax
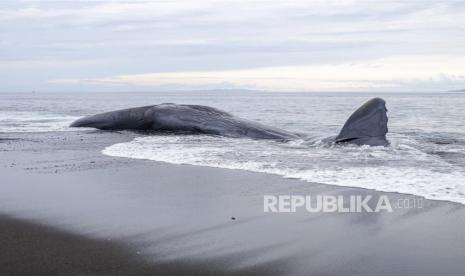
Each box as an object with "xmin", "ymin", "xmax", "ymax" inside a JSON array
[
  {"xmin": 0, "ymin": 215, "xmax": 254, "ymax": 276},
  {"xmin": 1, "ymin": 130, "xmax": 465, "ymax": 275}
]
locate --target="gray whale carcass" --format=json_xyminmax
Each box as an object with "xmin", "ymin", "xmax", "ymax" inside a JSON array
[
  {"xmin": 70, "ymin": 98, "xmax": 388, "ymax": 146},
  {"xmin": 70, "ymin": 104, "xmax": 298, "ymax": 140}
]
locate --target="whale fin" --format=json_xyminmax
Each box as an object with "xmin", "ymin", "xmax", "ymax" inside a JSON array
[{"xmin": 335, "ymin": 98, "xmax": 388, "ymax": 146}]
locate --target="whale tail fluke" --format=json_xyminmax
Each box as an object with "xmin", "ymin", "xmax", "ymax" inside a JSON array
[{"xmin": 335, "ymin": 98, "xmax": 389, "ymax": 146}]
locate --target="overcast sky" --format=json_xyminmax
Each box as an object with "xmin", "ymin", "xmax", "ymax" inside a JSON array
[{"xmin": 2, "ymin": 0, "xmax": 465, "ymax": 92}]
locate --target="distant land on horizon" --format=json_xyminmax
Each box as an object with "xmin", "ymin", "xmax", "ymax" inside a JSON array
[{"xmin": 448, "ymin": 89, "xmax": 465, "ymax": 92}]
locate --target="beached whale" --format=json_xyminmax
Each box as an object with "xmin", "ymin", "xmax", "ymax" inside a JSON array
[{"xmin": 70, "ymin": 98, "xmax": 388, "ymax": 146}]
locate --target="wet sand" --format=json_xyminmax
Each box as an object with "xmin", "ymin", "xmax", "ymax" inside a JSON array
[
  {"xmin": 0, "ymin": 214, "xmax": 284, "ymax": 276},
  {"xmin": 1, "ymin": 130, "xmax": 465, "ymax": 275}
]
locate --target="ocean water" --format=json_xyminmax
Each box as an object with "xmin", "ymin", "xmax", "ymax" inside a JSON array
[{"xmin": 2, "ymin": 91, "xmax": 465, "ymax": 204}]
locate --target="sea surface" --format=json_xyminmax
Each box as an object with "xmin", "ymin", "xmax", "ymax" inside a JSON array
[{"xmin": 1, "ymin": 91, "xmax": 465, "ymax": 204}]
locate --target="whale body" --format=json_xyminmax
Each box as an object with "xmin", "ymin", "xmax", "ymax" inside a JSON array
[
  {"xmin": 70, "ymin": 98, "xmax": 388, "ymax": 146},
  {"xmin": 70, "ymin": 104, "xmax": 298, "ymax": 140}
]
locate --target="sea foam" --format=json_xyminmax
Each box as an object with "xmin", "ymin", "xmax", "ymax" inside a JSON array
[
  {"xmin": 0, "ymin": 111, "xmax": 80, "ymax": 132},
  {"xmin": 102, "ymin": 134, "xmax": 465, "ymax": 205}
]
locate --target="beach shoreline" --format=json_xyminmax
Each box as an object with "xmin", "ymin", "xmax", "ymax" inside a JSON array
[{"xmin": 1, "ymin": 130, "xmax": 465, "ymax": 275}]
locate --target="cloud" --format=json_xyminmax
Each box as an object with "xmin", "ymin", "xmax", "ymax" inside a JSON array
[
  {"xmin": 1, "ymin": 0, "xmax": 465, "ymax": 92},
  {"xmin": 51, "ymin": 55, "xmax": 465, "ymax": 92}
]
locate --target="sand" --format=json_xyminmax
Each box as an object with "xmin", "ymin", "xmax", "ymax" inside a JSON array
[{"xmin": 1, "ymin": 130, "xmax": 465, "ymax": 275}]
